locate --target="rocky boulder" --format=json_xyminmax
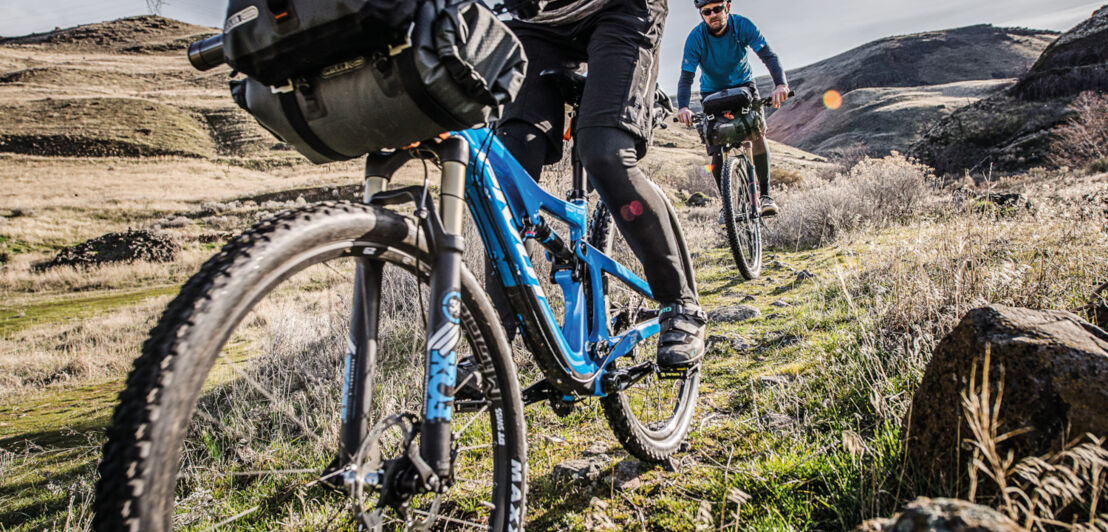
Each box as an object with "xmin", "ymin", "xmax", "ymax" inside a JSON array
[
  {"xmin": 856, "ymin": 498, "xmax": 1021, "ymax": 532},
  {"xmin": 43, "ymin": 229, "xmax": 180, "ymax": 269},
  {"xmin": 905, "ymin": 305, "xmax": 1108, "ymax": 487},
  {"xmin": 1014, "ymin": 5, "xmax": 1108, "ymax": 100}
]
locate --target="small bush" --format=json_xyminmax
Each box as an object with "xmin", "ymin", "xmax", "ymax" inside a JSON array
[
  {"xmin": 765, "ymin": 154, "xmax": 936, "ymax": 250},
  {"xmin": 1047, "ymin": 91, "xmax": 1108, "ymax": 171}
]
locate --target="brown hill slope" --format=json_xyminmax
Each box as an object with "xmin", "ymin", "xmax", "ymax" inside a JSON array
[
  {"xmin": 913, "ymin": 5, "xmax": 1108, "ymax": 175},
  {"xmin": 0, "ymin": 15, "xmax": 214, "ymax": 54},
  {"xmin": 0, "ymin": 16, "xmax": 277, "ymax": 159},
  {"xmin": 758, "ymin": 25, "xmax": 1057, "ymax": 156}
]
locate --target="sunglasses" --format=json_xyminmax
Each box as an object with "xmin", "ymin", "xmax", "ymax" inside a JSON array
[{"xmin": 700, "ymin": 5, "xmax": 726, "ymax": 16}]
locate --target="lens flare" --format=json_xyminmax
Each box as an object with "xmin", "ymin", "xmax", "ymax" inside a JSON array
[
  {"xmin": 704, "ymin": 164, "xmax": 714, "ymax": 174},
  {"xmin": 823, "ymin": 90, "xmax": 843, "ymax": 110}
]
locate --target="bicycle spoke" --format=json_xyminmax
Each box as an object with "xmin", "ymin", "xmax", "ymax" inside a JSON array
[
  {"xmin": 223, "ymin": 358, "xmax": 324, "ymax": 444},
  {"xmin": 452, "ymin": 403, "xmax": 489, "ymax": 440}
]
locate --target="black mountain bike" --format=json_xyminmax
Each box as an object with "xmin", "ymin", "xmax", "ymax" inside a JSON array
[{"xmin": 684, "ymin": 91, "xmax": 792, "ymax": 280}]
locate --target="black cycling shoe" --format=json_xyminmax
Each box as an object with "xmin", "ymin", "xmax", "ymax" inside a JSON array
[
  {"xmin": 760, "ymin": 195, "xmax": 779, "ymax": 217},
  {"xmin": 656, "ymin": 303, "xmax": 708, "ymax": 369}
]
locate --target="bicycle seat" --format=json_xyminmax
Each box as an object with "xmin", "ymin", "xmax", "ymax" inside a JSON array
[{"xmin": 540, "ymin": 69, "xmax": 587, "ymax": 108}]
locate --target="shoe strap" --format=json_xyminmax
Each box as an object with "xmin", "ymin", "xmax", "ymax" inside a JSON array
[{"xmin": 659, "ymin": 303, "xmax": 707, "ymax": 324}]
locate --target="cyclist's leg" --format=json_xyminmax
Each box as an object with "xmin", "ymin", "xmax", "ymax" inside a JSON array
[
  {"xmin": 578, "ymin": 0, "xmax": 705, "ymax": 367},
  {"xmin": 486, "ymin": 21, "xmax": 582, "ymax": 339},
  {"xmin": 578, "ymin": 128, "xmax": 694, "ymax": 305},
  {"xmin": 750, "ymin": 136, "xmax": 778, "ymax": 215}
]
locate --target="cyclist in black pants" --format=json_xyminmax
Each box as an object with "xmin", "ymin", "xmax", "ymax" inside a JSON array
[
  {"xmin": 675, "ymin": 0, "xmax": 790, "ymax": 217},
  {"xmin": 495, "ymin": 0, "xmax": 707, "ymax": 369}
]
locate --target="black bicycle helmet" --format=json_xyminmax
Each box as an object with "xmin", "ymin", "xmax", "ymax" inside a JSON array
[{"xmin": 694, "ymin": 0, "xmax": 725, "ymax": 7}]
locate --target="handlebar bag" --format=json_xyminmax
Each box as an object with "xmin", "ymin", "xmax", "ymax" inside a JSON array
[
  {"xmin": 706, "ymin": 108, "xmax": 766, "ymax": 147},
  {"xmin": 231, "ymin": 0, "xmax": 527, "ymax": 163},
  {"xmin": 701, "ymin": 86, "xmax": 754, "ymax": 116},
  {"xmin": 223, "ymin": 0, "xmax": 418, "ymax": 86}
]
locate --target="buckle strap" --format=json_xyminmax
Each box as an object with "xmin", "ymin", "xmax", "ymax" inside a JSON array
[{"xmin": 659, "ymin": 303, "xmax": 707, "ymax": 324}]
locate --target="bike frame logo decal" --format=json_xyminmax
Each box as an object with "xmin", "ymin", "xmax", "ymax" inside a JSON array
[
  {"xmin": 441, "ymin": 291, "xmax": 462, "ymax": 324},
  {"xmin": 426, "ymin": 333, "xmax": 457, "ymax": 421}
]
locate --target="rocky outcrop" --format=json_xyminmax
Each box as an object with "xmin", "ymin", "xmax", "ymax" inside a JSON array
[
  {"xmin": 42, "ymin": 229, "xmax": 181, "ymax": 269},
  {"xmin": 1014, "ymin": 5, "xmax": 1108, "ymax": 100},
  {"xmin": 856, "ymin": 498, "xmax": 1021, "ymax": 532},
  {"xmin": 905, "ymin": 305, "xmax": 1108, "ymax": 486},
  {"xmin": 913, "ymin": 7, "xmax": 1108, "ymax": 174}
]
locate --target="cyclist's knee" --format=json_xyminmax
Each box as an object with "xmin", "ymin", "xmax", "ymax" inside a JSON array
[{"xmin": 577, "ymin": 127, "xmax": 638, "ymax": 178}]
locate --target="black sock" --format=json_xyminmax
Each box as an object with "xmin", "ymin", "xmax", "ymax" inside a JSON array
[{"xmin": 753, "ymin": 152, "xmax": 770, "ymax": 196}]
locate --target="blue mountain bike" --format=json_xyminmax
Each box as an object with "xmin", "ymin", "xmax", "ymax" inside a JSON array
[{"xmin": 95, "ymin": 62, "xmax": 699, "ymax": 528}]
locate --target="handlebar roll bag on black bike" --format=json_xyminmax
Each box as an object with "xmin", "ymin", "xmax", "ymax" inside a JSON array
[
  {"xmin": 227, "ymin": 0, "xmax": 527, "ymax": 163},
  {"xmin": 700, "ymin": 86, "xmax": 766, "ymax": 147}
]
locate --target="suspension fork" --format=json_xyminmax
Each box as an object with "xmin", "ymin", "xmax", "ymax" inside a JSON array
[
  {"xmin": 421, "ymin": 137, "xmax": 470, "ymax": 482},
  {"xmin": 339, "ymin": 165, "xmax": 393, "ymax": 461}
]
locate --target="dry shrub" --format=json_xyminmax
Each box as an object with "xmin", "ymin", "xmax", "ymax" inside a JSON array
[
  {"xmin": 852, "ymin": 184, "xmax": 1108, "ymax": 342},
  {"xmin": 962, "ymin": 349, "xmax": 1108, "ymax": 530},
  {"xmin": 1048, "ymin": 91, "xmax": 1108, "ymax": 171},
  {"xmin": 765, "ymin": 154, "xmax": 937, "ymax": 250}
]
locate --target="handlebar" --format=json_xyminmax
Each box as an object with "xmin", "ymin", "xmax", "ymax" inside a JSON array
[
  {"xmin": 673, "ymin": 90, "xmax": 795, "ymax": 124},
  {"xmin": 188, "ymin": 34, "xmax": 225, "ymax": 71}
]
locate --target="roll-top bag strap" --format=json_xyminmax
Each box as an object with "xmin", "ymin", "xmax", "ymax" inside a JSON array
[{"xmin": 278, "ymin": 86, "xmax": 353, "ymax": 161}]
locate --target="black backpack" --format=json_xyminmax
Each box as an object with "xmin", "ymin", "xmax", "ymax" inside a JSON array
[{"xmin": 223, "ymin": 0, "xmax": 419, "ymax": 86}]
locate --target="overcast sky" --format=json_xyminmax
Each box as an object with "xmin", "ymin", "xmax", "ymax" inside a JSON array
[{"xmin": 1, "ymin": 0, "xmax": 1101, "ymax": 90}]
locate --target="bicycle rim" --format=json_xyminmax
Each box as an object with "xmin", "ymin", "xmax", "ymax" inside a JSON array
[
  {"xmin": 588, "ymin": 205, "xmax": 699, "ymax": 462},
  {"xmin": 721, "ymin": 155, "xmax": 762, "ymax": 279},
  {"xmin": 94, "ymin": 203, "xmax": 525, "ymax": 531}
]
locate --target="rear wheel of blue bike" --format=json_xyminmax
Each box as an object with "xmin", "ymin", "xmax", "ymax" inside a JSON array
[
  {"xmin": 721, "ymin": 154, "xmax": 762, "ymax": 279},
  {"xmin": 588, "ymin": 205, "xmax": 700, "ymax": 463},
  {"xmin": 94, "ymin": 202, "xmax": 526, "ymax": 531}
]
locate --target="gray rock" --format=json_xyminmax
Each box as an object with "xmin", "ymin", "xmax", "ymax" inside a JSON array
[
  {"xmin": 708, "ymin": 305, "xmax": 761, "ymax": 323},
  {"xmin": 687, "ymin": 192, "xmax": 711, "ymax": 207},
  {"xmin": 771, "ymin": 299, "xmax": 792, "ymax": 308},
  {"xmin": 854, "ymin": 497, "xmax": 1021, "ymax": 532},
  {"xmin": 553, "ymin": 455, "xmax": 609, "ymax": 482},
  {"xmin": 741, "ymin": 295, "xmax": 756, "ymax": 303},
  {"xmin": 767, "ymin": 260, "xmax": 794, "ymax": 272},
  {"xmin": 795, "ymin": 270, "xmax": 815, "ymax": 281},
  {"xmin": 707, "ymin": 334, "xmax": 752, "ymax": 353},
  {"xmin": 609, "ymin": 459, "xmax": 645, "ymax": 490},
  {"xmin": 906, "ymin": 305, "xmax": 1108, "ymax": 487}
]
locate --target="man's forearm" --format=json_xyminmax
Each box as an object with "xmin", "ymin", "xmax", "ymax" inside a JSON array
[
  {"xmin": 677, "ymin": 70, "xmax": 695, "ymax": 110},
  {"xmin": 755, "ymin": 44, "xmax": 787, "ymax": 88}
]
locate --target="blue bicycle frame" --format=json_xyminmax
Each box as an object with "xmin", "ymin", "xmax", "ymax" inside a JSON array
[{"xmin": 455, "ymin": 128, "xmax": 660, "ymax": 397}]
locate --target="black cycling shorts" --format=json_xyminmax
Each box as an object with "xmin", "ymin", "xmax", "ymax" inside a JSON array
[{"xmin": 500, "ymin": 0, "xmax": 667, "ymax": 164}]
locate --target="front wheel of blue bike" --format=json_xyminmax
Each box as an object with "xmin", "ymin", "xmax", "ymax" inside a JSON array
[
  {"xmin": 94, "ymin": 202, "xmax": 526, "ymax": 531},
  {"xmin": 588, "ymin": 205, "xmax": 700, "ymax": 463}
]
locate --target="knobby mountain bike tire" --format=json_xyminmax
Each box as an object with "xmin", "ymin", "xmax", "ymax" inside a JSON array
[
  {"xmin": 94, "ymin": 202, "xmax": 526, "ymax": 531},
  {"xmin": 720, "ymin": 154, "xmax": 762, "ymax": 279},
  {"xmin": 587, "ymin": 204, "xmax": 700, "ymax": 463}
]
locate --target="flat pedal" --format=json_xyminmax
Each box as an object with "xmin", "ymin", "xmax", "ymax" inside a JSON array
[{"xmin": 657, "ymin": 367, "xmax": 690, "ymax": 380}]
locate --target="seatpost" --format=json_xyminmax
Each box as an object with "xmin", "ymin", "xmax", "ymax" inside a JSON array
[
  {"xmin": 568, "ymin": 111, "xmax": 586, "ymax": 202},
  {"xmin": 421, "ymin": 135, "xmax": 470, "ymax": 483}
]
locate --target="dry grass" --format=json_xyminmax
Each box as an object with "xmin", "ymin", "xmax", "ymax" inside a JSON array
[
  {"xmin": 766, "ymin": 153, "xmax": 938, "ymax": 250},
  {"xmin": 962, "ymin": 347, "xmax": 1108, "ymax": 530}
]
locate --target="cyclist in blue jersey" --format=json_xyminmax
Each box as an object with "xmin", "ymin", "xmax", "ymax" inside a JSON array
[{"xmin": 675, "ymin": 0, "xmax": 790, "ymax": 217}]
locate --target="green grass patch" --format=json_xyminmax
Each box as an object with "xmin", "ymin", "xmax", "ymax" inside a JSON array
[{"xmin": 0, "ymin": 284, "xmax": 179, "ymax": 337}]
